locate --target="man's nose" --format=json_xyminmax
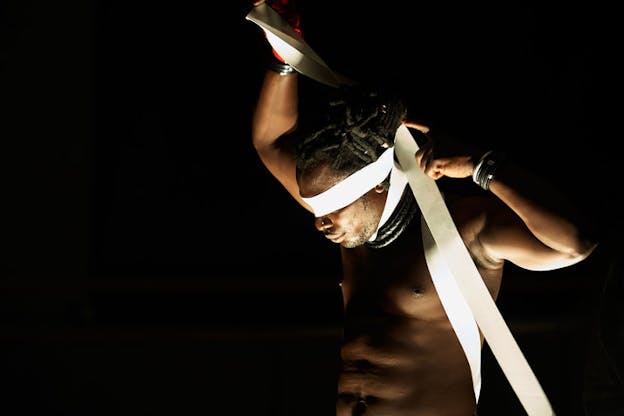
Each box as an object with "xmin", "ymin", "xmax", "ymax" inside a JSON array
[{"xmin": 315, "ymin": 216, "xmax": 332, "ymax": 232}]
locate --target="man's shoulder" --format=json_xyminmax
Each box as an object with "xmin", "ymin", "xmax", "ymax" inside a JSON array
[
  {"xmin": 448, "ymin": 192, "xmax": 495, "ymax": 210},
  {"xmin": 447, "ymin": 193, "xmax": 501, "ymax": 228}
]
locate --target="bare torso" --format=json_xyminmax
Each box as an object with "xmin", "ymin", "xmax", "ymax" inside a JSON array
[{"xmin": 336, "ymin": 199, "xmax": 503, "ymax": 416}]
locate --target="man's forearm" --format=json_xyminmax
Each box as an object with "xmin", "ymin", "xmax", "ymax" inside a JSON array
[
  {"xmin": 489, "ymin": 161, "xmax": 597, "ymax": 258},
  {"xmin": 252, "ymin": 69, "xmax": 299, "ymax": 152}
]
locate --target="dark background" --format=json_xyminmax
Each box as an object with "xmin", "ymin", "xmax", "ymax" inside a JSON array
[{"xmin": 2, "ymin": 1, "xmax": 622, "ymax": 414}]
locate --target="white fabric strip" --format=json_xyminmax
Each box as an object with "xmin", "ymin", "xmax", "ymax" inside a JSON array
[
  {"xmin": 421, "ymin": 215, "xmax": 482, "ymax": 400},
  {"xmin": 245, "ymin": 5, "xmax": 354, "ymax": 88},
  {"xmin": 246, "ymin": 5, "xmax": 555, "ymax": 414},
  {"xmin": 301, "ymin": 147, "xmax": 394, "ymax": 217}
]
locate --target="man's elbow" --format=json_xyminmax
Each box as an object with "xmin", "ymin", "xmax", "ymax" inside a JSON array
[{"xmin": 562, "ymin": 235, "xmax": 599, "ymax": 268}]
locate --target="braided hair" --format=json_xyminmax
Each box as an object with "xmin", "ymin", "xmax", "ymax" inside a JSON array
[{"xmin": 295, "ymin": 83, "xmax": 408, "ymax": 186}]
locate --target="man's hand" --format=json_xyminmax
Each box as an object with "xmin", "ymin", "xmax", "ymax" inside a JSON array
[{"xmin": 407, "ymin": 122, "xmax": 480, "ymax": 180}]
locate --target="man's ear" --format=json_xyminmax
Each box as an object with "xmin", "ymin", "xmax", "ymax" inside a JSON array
[{"xmin": 374, "ymin": 184, "xmax": 386, "ymax": 193}]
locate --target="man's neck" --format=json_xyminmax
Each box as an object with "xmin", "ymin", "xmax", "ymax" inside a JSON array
[{"xmin": 365, "ymin": 187, "xmax": 419, "ymax": 249}]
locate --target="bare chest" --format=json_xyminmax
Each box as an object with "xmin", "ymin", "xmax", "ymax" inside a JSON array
[
  {"xmin": 341, "ymin": 229, "xmax": 442, "ymax": 323},
  {"xmin": 340, "ymin": 223, "xmax": 502, "ymax": 322}
]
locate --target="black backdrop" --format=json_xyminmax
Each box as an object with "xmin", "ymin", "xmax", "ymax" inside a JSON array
[{"xmin": 2, "ymin": 1, "xmax": 622, "ymax": 414}]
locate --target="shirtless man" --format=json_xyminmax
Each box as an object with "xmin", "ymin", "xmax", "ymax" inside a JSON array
[{"xmin": 249, "ymin": 1, "xmax": 598, "ymax": 414}]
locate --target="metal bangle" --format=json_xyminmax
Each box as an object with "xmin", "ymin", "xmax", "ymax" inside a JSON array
[
  {"xmin": 268, "ymin": 60, "xmax": 296, "ymax": 76},
  {"xmin": 472, "ymin": 150, "xmax": 504, "ymax": 191}
]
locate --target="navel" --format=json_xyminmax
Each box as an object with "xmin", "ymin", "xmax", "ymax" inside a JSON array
[
  {"xmin": 412, "ymin": 287, "xmax": 425, "ymax": 298},
  {"xmin": 354, "ymin": 398, "xmax": 367, "ymax": 414}
]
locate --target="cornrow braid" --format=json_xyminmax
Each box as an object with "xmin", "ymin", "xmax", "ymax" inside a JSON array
[{"xmin": 295, "ymin": 84, "xmax": 407, "ymax": 184}]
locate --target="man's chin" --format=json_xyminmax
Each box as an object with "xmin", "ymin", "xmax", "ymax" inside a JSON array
[{"xmin": 340, "ymin": 236, "xmax": 369, "ymax": 249}]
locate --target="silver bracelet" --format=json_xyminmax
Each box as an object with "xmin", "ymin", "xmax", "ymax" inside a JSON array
[
  {"xmin": 268, "ymin": 60, "xmax": 297, "ymax": 76},
  {"xmin": 472, "ymin": 150, "xmax": 504, "ymax": 190}
]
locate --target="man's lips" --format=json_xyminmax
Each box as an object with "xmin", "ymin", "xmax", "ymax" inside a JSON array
[{"xmin": 325, "ymin": 233, "xmax": 345, "ymax": 243}]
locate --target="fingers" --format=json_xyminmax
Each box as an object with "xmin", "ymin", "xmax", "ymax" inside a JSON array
[
  {"xmin": 425, "ymin": 159, "xmax": 446, "ymax": 180},
  {"xmin": 403, "ymin": 121, "xmax": 430, "ymax": 134},
  {"xmin": 414, "ymin": 140, "xmax": 451, "ymax": 180},
  {"xmin": 415, "ymin": 151, "xmax": 445, "ymax": 179},
  {"xmin": 415, "ymin": 141, "xmax": 433, "ymax": 171},
  {"xmin": 253, "ymin": 0, "xmax": 265, "ymax": 6},
  {"xmin": 409, "ymin": 122, "xmax": 474, "ymax": 180},
  {"xmin": 420, "ymin": 155, "xmax": 474, "ymax": 179}
]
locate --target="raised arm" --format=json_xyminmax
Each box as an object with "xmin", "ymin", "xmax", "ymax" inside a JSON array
[
  {"xmin": 413, "ymin": 132, "xmax": 598, "ymax": 271},
  {"xmin": 250, "ymin": 0, "xmax": 312, "ymax": 212},
  {"xmin": 484, "ymin": 157, "xmax": 598, "ymax": 270}
]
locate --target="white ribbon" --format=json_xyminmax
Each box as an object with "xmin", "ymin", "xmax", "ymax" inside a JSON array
[
  {"xmin": 301, "ymin": 147, "xmax": 394, "ymax": 217},
  {"xmin": 420, "ymin": 213, "xmax": 482, "ymax": 400},
  {"xmin": 246, "ymin": 4, "xmax": 354, "ymax": 88}
]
